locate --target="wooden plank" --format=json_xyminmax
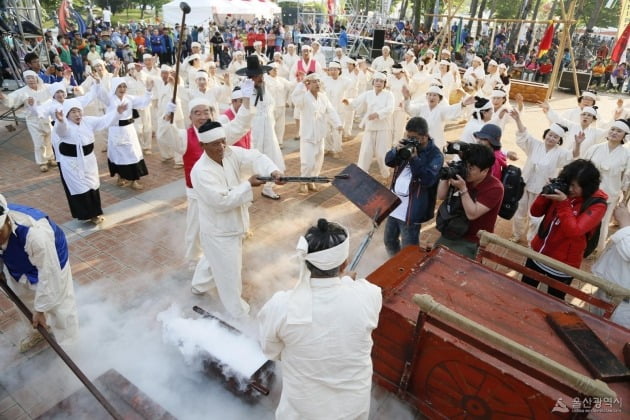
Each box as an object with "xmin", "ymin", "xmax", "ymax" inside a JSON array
[
  {"xmin": 332, "ymin": 164, "xmax": 401, "ymax": 225},
  {"xmin": 509, "ymin": 79, "xmax": 548, "ymax": 103},
  {"xmin": 547, "ymin": 312, "xmax": 630, "ymax": 382}
]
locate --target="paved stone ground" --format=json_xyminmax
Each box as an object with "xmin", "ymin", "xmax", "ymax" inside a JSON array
[{"xmin": 0, "ymin": 87, "xmax": 623, "ymax": 419}]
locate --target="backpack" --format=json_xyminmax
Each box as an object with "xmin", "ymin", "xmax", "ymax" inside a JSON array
[
  {"xmin": 581, "ymin": 197, "xmax": 608, "ymax": 258},
  {"xmin": 498, "ymin": 165, "xmax": 525, "ymax": 220}
]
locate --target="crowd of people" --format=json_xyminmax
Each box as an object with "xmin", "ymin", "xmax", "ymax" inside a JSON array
[{"xmin": 2, "ymin": 14, "xmax": 630, "ymax": 419}]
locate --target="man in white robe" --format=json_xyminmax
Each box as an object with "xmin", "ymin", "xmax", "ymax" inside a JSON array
[
  {"xmin": 345, "ymin": 71, "xmax": 395, "ymax": 178},
  {"xmin": 321, "ymin": 61, "xmax": 351, "ymax": 157},
  {"xmin": 0, "ymin": 195, "xmax": 79, "ymax": 352},
  {"xmin": 593, "ymin": 205, "xmax": 630, "ymax": 328},
  {"xmin": 388, "ymin": 64, "xmax": 410, "ymax": 147},
  {"xmin": 292, "ymin": 73, "xmax": 342, "ymax": 193},
  {"xmin": 371, "ymin": 45, "xmax": 395, "ymax": 73},
  {"xmin": 258, "ymin": 219, "xmax": 382, "ymax": 420},
  {"xmin": 265, "ymin": 63, "xmax": 294, "ymax": 147},
  {"xmin": 236, "ymin": 56, "xmax": 286, "ymax": 199},
  {"xmin": 191, "ymin": 121, "xmax": 283, "ymax": 317}
]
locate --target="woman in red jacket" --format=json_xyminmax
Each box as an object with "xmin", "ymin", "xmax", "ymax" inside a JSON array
[{"xmin": 522, "ymin": 159, "xmax": 608, "ymax": 299}]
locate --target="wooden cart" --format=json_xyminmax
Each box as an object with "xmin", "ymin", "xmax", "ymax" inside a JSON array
[{"xmin": 368, "ymin": 244, "xmax": 630, "ymax": 419}]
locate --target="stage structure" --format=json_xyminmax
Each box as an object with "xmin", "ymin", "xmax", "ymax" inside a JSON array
[{"xmin": 0, "ymin": 0, "xmax": 48, "ymax": 86}]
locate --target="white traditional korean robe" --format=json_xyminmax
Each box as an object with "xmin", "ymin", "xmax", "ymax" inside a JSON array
[
  {"xmin": 3, "ymin": 211, "xmax": 78, "ymax": 345},
  {"xmin": 584, "ymin": 142, "xmax": 630, "ymax": 253},
  {"xmin": 190, "ymin": 148, "xmax": 278, "ymax": 317},
  {"xmin": 387, "ymin": 74, "xmax": 410, "ymax": 147},
  {"xmin": 2, "ymin": 83, "xmax": 53, "ymax": 165},
  {"xmin": 245, "ymin": 82, "xmax": 286, "ymax": 171},
  {"xmin": 350, "ymin": 88, "xmax": 395, "ymax": 178},
  {"xmin": 103, "ymin": 88, "xmax": 152, "ymax": 166},
  {"xmin": 265, "ymin": 73, "xmax": 294, "ymax": 146},
  {"xmin": 258, "ymin": 276, "xmax": 382, "ymax": 420},
  {"xmin": 545, "ymin": 108, "xmax": 608, "ymax": 157},
  {"xmin": 321, "ymin": 75, "xmax": 352, "ymax": 153},
  {"xmin": 166, "ymin": 107, "xmax": 253, "ymax": 265},
  {"xmin": 512, "ymin": 129, "xmax": 573, "ymax": 242},
  {"xmin": 592, "ymin": 226, "xmax": 630, "ymax": 328},
  {"xmin": 292, "ymin": 83, "xmax": 342, "ymax": 177},
  {"xmin": 125, "ymin": 74, "xmax": 153, "ymax": 151},
  {"xmin": 405, "ymin": 100, "xmax": 465, "ymax": 150}
]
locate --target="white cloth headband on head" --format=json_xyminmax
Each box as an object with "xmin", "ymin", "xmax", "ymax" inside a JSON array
[
  {"xmin": 476, "ymin": 101, "xmax": 492, "ymax": 111},
  {"xmin": 549, "ymin": 123, "xmax": 566, "ymax": 137},
  {"xmin": 198, "ymin": 126, "xmax": 226, "ymax": 143},
  {"xmin": 491, "ymin": 89, "xmax": 507, "ymax": 98},
  {"xmin": 581, "ymin": 106, "xmax": 597, "ymax": 117},
  {"xmin": 188, "ymin": 97, "xmax": 211, "ymax": 111},
  {"xmin": 287, "ymin": 229, "xmax": 350, "ymax": 324},
  {"xmin": 612, "ymin": 120, "xmax": 630, "ymax": 134}
]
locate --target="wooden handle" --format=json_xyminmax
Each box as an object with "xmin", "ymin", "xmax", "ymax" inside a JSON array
[
  {"xmin": 477, "ymin": 230, "xmax": 630, "ymax": 302},
  {"xmin": 413, "ymin": 293, "xmax": 617, "ymax": 399}
]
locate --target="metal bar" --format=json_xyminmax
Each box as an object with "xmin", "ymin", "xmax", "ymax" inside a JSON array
[
  {"xmin": 255, "ymin": 174, "xmax": 349, "ymax": 183},
  {"xmin": 0, "ymin": 274, "xmax": 123, "ymax": 420}
]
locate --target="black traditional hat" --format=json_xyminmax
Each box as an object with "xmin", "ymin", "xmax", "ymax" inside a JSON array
[{"xmin": 236, "ymin": 56, "xmax": 272, "ymax": 77}]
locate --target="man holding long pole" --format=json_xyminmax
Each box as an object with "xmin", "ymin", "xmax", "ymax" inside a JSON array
[{"xmin": 0, "ymin": 194, "xmax": 78, "ymax": 352}]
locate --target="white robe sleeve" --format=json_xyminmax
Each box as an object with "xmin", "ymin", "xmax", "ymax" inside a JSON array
[
  {"xmin": 86, "ymin": 108, "xmax": 123, "ymax": 132},
  {"xmin": 192, "ymin": 157, "xmax": 254, "ymax": 212},
  {"xmin": 2, "ymin": 87, "xmax": 28, "ymax": 109},
  {"xmin": 24, "ymin": 220, "xmax": 65, "ymax": 313},
  {"xmin": 163, "ymin": 124, "xmax": 188, "ymax": 155},
  {"xmin": 257, "ymin": 291, "xmax": 289, "ymax": 361},
  {"xmin": 439, "ymin": 102, "xmax": 464, "ymax": 122},
  {"xmin": 130, "ymin": 91, "xmax": 153, "ymax": 110},
  {"xmin": 231, "ymin": 145, "xmax": 279, "ymax": 176},
  {"xmin": 216, "ymin": 106, "xmax": 253, "ymax": 145},
  {"xmin": 516, "ymin": 129, "xmax": 536, "ymax": 156}
]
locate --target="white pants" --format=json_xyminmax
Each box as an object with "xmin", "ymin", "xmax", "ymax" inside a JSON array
[
  {"xmin": 512, "ymin": 190, "xmax": 543, "ymax": 242},
  {"xmin": 8, "ymin": 264, "xmax": 78, "ymax": 345},
  {"xmin": 341, "ymin": 105, "xmax": 354, "ymax": 137},
  {"xmin": 273, "ymin": 106, "xmax": 286, "ymax": 146},
  {"xmin": 192, "ymin": 233, "xmax": 249, "ymax": 317},
  {"xmin": 596, "ymin": 193, "xmax": 620, "ymax": 254},
  {"xmin": 357, "ymin": 130, "xmax": 391, "ymax": 178},
  {"xmin": 135, "ymin": 108, "xmax": 152, "ymax": 151},
  {"xmin": 26, "ymin": 120, "xmax": 53, "ymax": 165},
  {"xmin": 301, "ymin": 140, "xmax": 325, "ymax": 177},
  {"xmin": 324, "ymin": 126, "xmax": 342, "ymax": 153},
  {"xmin": 157, "ymin": 119, "xmax": 183, "ymax": 164},
  {"xmin": 185, "ymin": 187, "xmax": 202, "ymax": 263},
  {"xmin": 391, "ymin": 109, "xmax": 407, "ymax": 147},
  {"xmin": 150, "ymin": 99, "xmax": 159, "ymax": 135}
]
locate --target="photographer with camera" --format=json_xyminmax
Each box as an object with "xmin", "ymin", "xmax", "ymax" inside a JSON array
[
  {"xmin": 383, "ymin": 117, "xmax": 443, "ymax": 257},
  {"xmin": 434, "ymin": 144, "xmax": 504, "ymax": 259},
  {"xmin": 521, "ymin": 159, "xmax": 608, "ymax": 300}
]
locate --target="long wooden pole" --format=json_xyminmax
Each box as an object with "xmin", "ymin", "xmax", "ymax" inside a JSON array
[
  {"xmin": 169, "ymin": 2, "xmax": 191, "ymax": 124},
  {"xmin": 413, "ymin": 293, "xmax": 617, "ymax": 399},
  {"xmin": 558, "ymin": 0, "xmax": 581, "ymax": 96},
  {"xmin": 545, "ymin": 0, "xmax": 576, "ymax": 101},
  {"xmin": 477, "ymin": 230, "xmax": 630, "ymax": 303},
  {"xmin": 0, "ymin": 275, "xmax": 123, "ymax": 420}
]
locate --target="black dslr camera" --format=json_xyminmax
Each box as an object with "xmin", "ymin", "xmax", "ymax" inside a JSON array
[
  {"xmin": 541, "ymin": 178, "xmax": 569, "ymax": 195},
  {"xmin": 443, "ymin": 141, "xmax": 470, "ymax": 155},
  {"xmin": 397, "ymin": 138, "xmax": 422, "ymax": 160},
  {"xmin": 439, "ymin": 160, "xmax": 468, "ymax": 180}
]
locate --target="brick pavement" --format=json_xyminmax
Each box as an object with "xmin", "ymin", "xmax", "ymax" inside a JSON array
[{"xmin": 0, "ymin": 90, "xmax": 621, "ymax": 418}]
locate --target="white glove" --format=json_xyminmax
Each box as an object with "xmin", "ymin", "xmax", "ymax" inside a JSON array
[
  {"xmin": 166, "ymin": 101, "xmax": 177, "ymax": 114},
  {"xmin": 240, "ymin": 79, "xmax": 255, "ymax": 98}
]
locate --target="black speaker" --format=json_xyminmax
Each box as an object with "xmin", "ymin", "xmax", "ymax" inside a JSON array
[
  {"xmin": 372, "ymin": 29, "xmax": 385, "ymax": 50},
  {"xmin": 558, "ymin": 70, "xmax": 592, "ymax": 92},
  {"xmin": 281, "ymin": 6, "xmax": 298, "ymax": 26},
  {"xmin": 371, "ymin": 49, "xmax": 382, "ymax": 59}
]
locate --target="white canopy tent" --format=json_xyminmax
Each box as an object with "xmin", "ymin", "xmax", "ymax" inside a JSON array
[{"xmin": 162, "ymin": 0, "xmax": 281, "ymax": 26}]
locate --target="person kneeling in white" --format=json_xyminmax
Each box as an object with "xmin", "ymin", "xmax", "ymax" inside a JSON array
[
  {"xmin": 191, "ymin": 121, "xmax": 283, "ymax": 317},
  {"xmin": 258, "ymin": 219, "xmax": 382, "ymax": 420}
]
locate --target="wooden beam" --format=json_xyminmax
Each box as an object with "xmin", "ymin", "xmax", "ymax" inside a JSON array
[{"xmin": 426, "ymin": 13, "xmax": 575, "ymax": 24}]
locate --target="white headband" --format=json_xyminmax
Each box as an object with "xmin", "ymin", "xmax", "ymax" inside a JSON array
[
  {"xmin": 231, "ymin": 88, "xmax": 244, "ymax": 100},
  {"xmin": 189, "ymin": 97, "xmax": 211, "ymax": 112},
  {"xmin": 582, "ymin": 91, "xmax": 597, "ymax": 100},
  {"xmin": 476, "ymin": 100, "xmax": 493, "ymax": 111},
  {"xmin": 372, "ymin": 71, "xmax": 387, "ymax": 81},
  {"xmin": 581, "ymin": 106, "xmax": 597, "ymax": 117},
  {"xmin": 491, "ymin": 89, "xmax": 507, "ymax": 98},
  {"xmin": 288, "ymin": 228, "xmax": 350, "ymax": 324},
  {"xmin": 195, "ymin": 71, "xmax": 209, "ymax": 81},
  {"xmin": 549, "ymin": 123, "xmax": 567, "ymax": 138},
  {"xmin": 143, "ymin": 54, "xmax": 153, "ymax": 60},
  {"xmin": 427, "ymin": 85, "xmax": 444, "ymax": 96},
  {"xmin": 198, "ymin": 126, "xmax": 226, "ymax": 143},
  {"xmin": 612, "ymin": 120, "xmax": 630, "ymax": 134}
]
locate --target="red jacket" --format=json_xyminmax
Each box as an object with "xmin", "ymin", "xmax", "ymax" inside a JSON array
[{"xmin": 530, "ymin": 190, "xmax": 608, "ymax": 268}]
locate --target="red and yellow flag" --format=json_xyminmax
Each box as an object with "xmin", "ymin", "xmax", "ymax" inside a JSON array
[{"xmin": 537, "ymin": 23, "xmax": 555, "ymax": 58}]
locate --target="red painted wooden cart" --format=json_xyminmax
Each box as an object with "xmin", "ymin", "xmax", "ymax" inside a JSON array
[{"xmin": 368, "ymin": 240, "xmax": 630, "ymax": 419}]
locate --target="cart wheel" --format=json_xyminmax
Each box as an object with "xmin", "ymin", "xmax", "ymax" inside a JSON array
[{"xmin": 425, "ymin": 360, "xmax": 534, "ymax": 418}]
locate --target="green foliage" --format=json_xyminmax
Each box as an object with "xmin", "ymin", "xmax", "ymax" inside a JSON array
[{"xmin": 577, "ymin": 1, "xmax": 619, "ymax": 28}]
